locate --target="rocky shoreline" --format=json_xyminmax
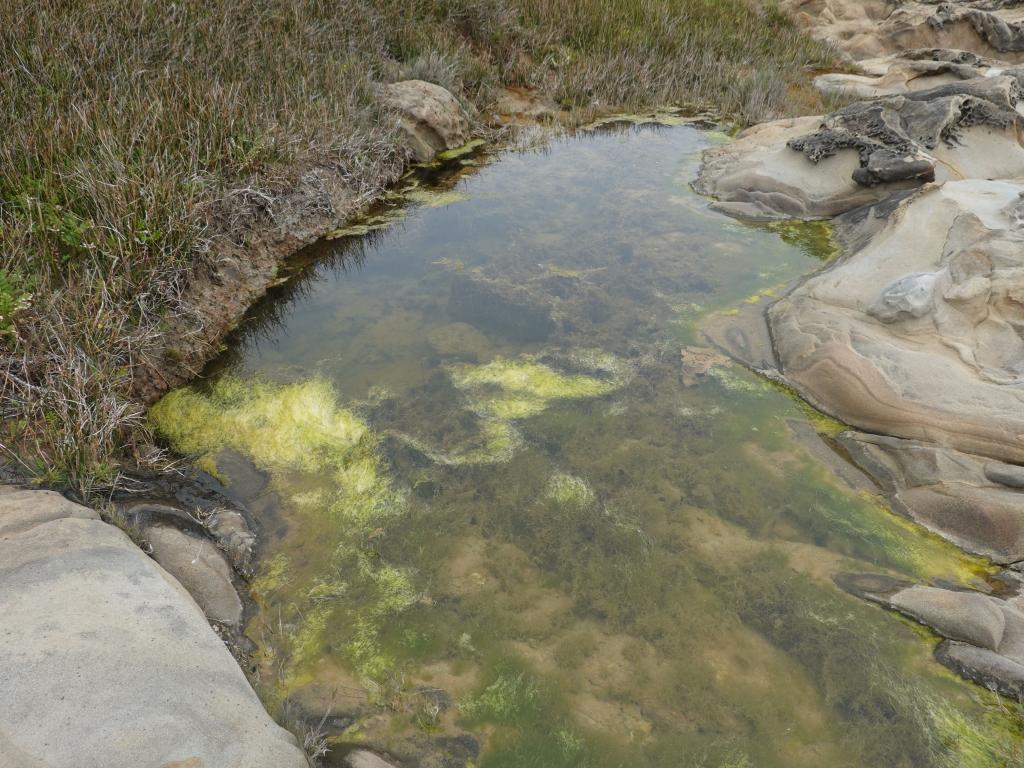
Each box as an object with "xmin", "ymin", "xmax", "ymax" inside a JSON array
[{"xmin": 697, "ymin": 0, "xmax": 1024, "ymax": 700}]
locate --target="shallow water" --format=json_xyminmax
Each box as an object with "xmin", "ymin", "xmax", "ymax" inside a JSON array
[{"xmin": 151, "ymin": 124, "xmax": 1024, "ymax": 767}]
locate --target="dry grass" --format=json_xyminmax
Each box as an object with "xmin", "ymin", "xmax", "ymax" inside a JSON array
[{"xmin": 0, "ymin": 0, "xmax": 835, "ymax": 495}]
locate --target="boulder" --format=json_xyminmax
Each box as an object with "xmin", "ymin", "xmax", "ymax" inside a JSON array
[
  {"xmin": 144, "ymin": 524, "xmax": 244, "ymax": 627},
  {"xmin": 890, "ymin": 585, "xmax": 1005, "ymax": 650},
  {"xmin": 0, "ymin": 490, "xmax": 307, "ymax": 768},
  {"xmin": 382, "ymin": 80, "xmax": 472, "ymax": 162}
]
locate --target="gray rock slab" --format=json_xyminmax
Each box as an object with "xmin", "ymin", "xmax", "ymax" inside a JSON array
[{"xmin": 0, "ymin": 495, "xmax": 307, "ymax": 768}]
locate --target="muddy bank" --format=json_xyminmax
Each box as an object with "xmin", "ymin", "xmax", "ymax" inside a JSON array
[{"xmin": 697, "ymin": 1, "xmax": 1024, "ymax": 698}]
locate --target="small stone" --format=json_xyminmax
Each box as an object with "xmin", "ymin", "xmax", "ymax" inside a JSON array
[{"xmin": 144, "ymin": 524, "xmax": 243, "ymax": 627}]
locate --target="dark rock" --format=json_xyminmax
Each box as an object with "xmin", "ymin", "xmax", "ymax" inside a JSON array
[
  {"xmin": 935, "ymin": 640, "xmax": 1024, "ymax": 699},
  {"xmin": 833, "ymin": 572, "xmax": 913, "ymax": 603}
]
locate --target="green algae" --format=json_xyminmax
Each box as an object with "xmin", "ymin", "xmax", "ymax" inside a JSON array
[
  {"xmin": 435, "ymin": 138, "xmax": 487, "ymax": 162},
  {"xmin": 403, "ymin": 188, "xmax": 469, "ymax": 208},
  {"xmin": 149, "ymin": 376, "xmax": 369, "ymax": 474},
  {"xmin": 758, "ymin": 219, "xmax": 838, "ymax": 262}
]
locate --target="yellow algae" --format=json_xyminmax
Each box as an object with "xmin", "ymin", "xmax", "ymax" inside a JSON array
[
  {"xmin": 149, "ymin": 376, "xmax": 369, "ymax": 474},
  {"xmin": 403, "ymin": 189, "xmax": 469, "ymax": 208}
]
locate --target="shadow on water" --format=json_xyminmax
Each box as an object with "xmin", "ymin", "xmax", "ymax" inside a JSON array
[{"xmin": 151, "ymin": 123, "xmax": 1024, "ymax": 768}]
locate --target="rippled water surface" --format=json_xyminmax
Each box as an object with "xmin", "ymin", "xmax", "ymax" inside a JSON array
[{"xmin": 152, "ymin": 125, "xmax": 1023, "ymax": 767}]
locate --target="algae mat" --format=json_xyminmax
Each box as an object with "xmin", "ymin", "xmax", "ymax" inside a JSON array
[{"xmin": 152, "ymin": 125, "xmax": 1024, "ymax": 767}]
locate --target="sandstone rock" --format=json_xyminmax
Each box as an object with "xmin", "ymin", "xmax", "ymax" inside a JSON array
[
  {"xmin": 0, "ymin": 489, "xmax": 97, "ymax": 538},
  {"xmin": 813, "ymin": 49, "xmax": 999, "ymax": 99},
  {"xmin": 0, "ymin": 490, "xmax": 307, "ymax": 768},
  {"xmin": 694, "ymin": 116, "xmax": 902, "ymax": 219},
  {"xmin": 769, "ymin": 180, "xmax": 1024, "ymax": 465},
  {"xmin": 984, "ymin": 461, "xmax": 1024, "ymax": 488},
  {"xmin": 696, "ymin": 77, "xmax": 1024, "ymax": 220},
  {"xmin": 890, "ymin": 585, "xmax": 1005, "ymax": 649},
  {"xmin": 144, "ymin": 524, "xmax": 244, "ymax": 627},
  {"xmin": 382, "ymin": 80, "xmax": 472, "ymax": 163},
  {"xmin": 836, "ymin": 432, "xmax": 1024, "ymax": 560}
]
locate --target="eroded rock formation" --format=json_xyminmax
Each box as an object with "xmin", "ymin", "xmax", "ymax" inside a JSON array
[{"xmin": 697, "ymin": 0, "xmax": 1024, "ymax": 699}]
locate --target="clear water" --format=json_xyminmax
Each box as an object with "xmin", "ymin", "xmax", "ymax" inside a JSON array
[{"xmin": 151, "ymin": 124, "xmax": 1024, "ymax": 767}]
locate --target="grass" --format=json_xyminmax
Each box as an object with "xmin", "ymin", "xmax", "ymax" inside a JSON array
[{"xmin": 0, "ymin": 0, "xmax": 836, "ymax": 494}]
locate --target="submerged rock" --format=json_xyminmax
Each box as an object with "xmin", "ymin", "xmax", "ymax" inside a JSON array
[
  {"xmin": 447, "ymin": 273, "xmax": 556, "ymax": 342},
  {"xmin": 382, "ymin": 80, "xmax": 472, "ymax": 163},
  {"xmin": 0, "ymin": 489, "xmax": 307, "ymax": 768},
  {"xmin": 839, "ymin": 573, "xmax": 1024, "ymax": 698},
  {"xmin": 345, "ymin": 751, "xmax": 400, "ymax": 768},
  {"xmin": 813, "ymin": 49, "xmax": 1001, "ymax": 99}
]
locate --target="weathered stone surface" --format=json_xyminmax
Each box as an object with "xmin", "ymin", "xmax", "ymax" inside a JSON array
[
  {"xmin": 769, "ymin": 180, "xmax": 1024, "ymax": 465},
  {"xmin": 836, "ymin": 432, "xmax": 1024, "ymax": 560},
  {"xmin": 382, "ymin": 80, "xmax": 472, "ymax": 162},
  {"xmin": 698, "ymin": 78, "xmax": 1024, "ymax": 220},
  {"xmin": 935, "ymin": 640, "xmax": 1024, "ymax": 698},
  {"xmin": 781, "ymin": 0, "xmax": 1024, "ymax": 62},
  {"xmin": 144, "ymin": 524, "xmax": 244, "ymax": 627},
  {"xmin": 448, "ymin": 273, "xmax": 556, "ymax": 342},
  {"xmin": 985, "ymin": 461, "xmax": 1024, "ymax": 489},
  {"xmin": 813, "ymin": 49, "xmax": 1000, "ymax": 99},
  {"xmin": 0, "ymin": 491, "xmax": 308, "ymax": 768},
  {"xmin": 207, "ymin": 508, "xmax": 258, "ymax": 575},
  {"xmin": 694, "ymin": 116, "xmax": 904, "ymax": 220},
  {"xmin": 890, "ymin": 585, "xmax": 1005, "ymax": 649},
  {"xmin": 0, "ymin": 489, "xmax": 97, "ymax": 538}
]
